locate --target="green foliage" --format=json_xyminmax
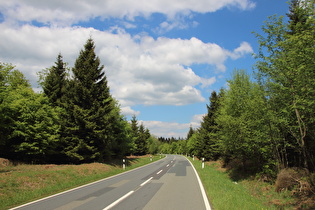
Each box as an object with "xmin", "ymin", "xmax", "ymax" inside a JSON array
[
  {"xmin": 217, "ymin": 70, "xmax": 275, "ymax": 174},
  {"xmin": 0, "ymin": 64, "xmax": 60, "ymax": 162},
  {"xmin": 129, "ymin": 115, "xmax": 150, "ymax": 155},
  {"xmin": 193, "ymin": 90, "xmax": 222, "ymax": 160},
  {"xmin": 0, "ymin": 63, "xmax": 21, "ymax": 145},
  {"xmin": 186, "ymin": 126, "xmax": 194, "ymax": 140},
  {"xmin": 255, "ymin": 0, "xmax": 315, "ymax": 169},
  {"xmin": 0, "ymin": 39, "xmax": 136, "ymax": 164},
  {"xmin": 158, "ymin": 142, "xmax": 171, "ymax": 154},
  {"xmin": 186, "ymin": 133, "xmax": 198, "ymax": 155},
  {"xmin": 179, "ymin": 0, "xmax": 315, "ymax": 177},
  {"xmin": 61, "ymin": 38, "xmax": 130, "ymax": 162},
  {"xmin": 41, "ymin": 54, "xmax": 67, "ymax": 106},
  {"xmin": 148, "ymin": 136, "xmax": 161, "ymax": 154},
  {"xmin": 8, "ymin": 90, "xmax": 61, "ymax": 162}
]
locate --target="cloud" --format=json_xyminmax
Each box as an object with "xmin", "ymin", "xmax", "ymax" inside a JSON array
[
  {"xmin": 0, "ymin": 23, "xmax": 89, "ymax": 86},
  {"xmin": 154, "ymin": 13, "xmax": 199, "ymax": 34},
  {"xmin": 140, "ymin": 120, "xmax": 190, "ymax": 138},
  {"xmin": 0, "ymin": 23, "xmax": 252, "ymax": 107},
  {"xmin": 0, "ymin": 0, "xmax": 255, "ymax": 26},
  {"xmin": 120, "ymin": 106, "xmax": 140, "ymax": 116},
  {"xmin": 230, "ymin": 41, "xmax": 254, "ymax": 59},
  {"xmin": 190, "ymin": 114, "xmax": 206, "ymax": 128},
  {"xmin": 140, "ymin": 113, "xmax": 206, "ymax": 138}
]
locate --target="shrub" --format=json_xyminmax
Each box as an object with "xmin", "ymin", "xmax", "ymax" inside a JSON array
[{"xmin": 275, "ymin": 168, "xmax": 313, "ymax": 195}]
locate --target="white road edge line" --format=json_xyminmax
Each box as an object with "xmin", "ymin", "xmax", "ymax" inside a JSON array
[
  {"xmin": 140, "ymin": 177, "xmax": 153, "ymax": 186},
  {"xmin": 103, "ymin": 190, "xmax": 134, "ymax": 210},
  {"xmin": 156, "ymin": 170, "xmax": 163, "ymax": 175},
  {"xmin": 186, "ymin": 156, "xmax": 212, "ymax": 210}
]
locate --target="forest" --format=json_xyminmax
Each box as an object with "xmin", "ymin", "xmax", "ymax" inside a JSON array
[
  {"xmin": 1, "ymin": 0, "xmax": 315, "ymax": 180},
  {"xmin": 0, "ymin": 39, "xmax": 157, "ymax": 164}
]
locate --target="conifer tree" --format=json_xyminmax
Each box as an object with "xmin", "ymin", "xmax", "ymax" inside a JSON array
[
  {"xmin": 194, "ymin": 91, "xmax": 221, "ymax": 160},
  {"xmin": 63, "ymin": 38, "xmax": 119, "ymax": 162},
  {"xmin": 42, "ymin": 54, "xmax": 67, "ymax": 106},
  {"xmin": 186, "ymin": 125, "xmax": 195, "ymax": 140},
  {"xmin": 136, "ymin": 123, "xmax": 149, "ymax": 155},
  {"xmin": 129, "ymin": 115, "xmax": 139, "ymax": 155},
  {"xmin": 130, "ymin": 116, "xmax": 149, "ymax": 155},
  {"xmin": 131, "ymin": 115, "xmax": 139, "ymax": 137}
]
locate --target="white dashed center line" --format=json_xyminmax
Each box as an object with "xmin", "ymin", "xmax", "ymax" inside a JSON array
[{"xmin": 140, "ymin": 177, "xmax": 153, "ymax": 187}]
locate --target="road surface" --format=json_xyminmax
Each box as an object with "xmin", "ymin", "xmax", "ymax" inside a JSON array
[{"xmin": 11, "ymin": 155, "xmax": 211, "ymax": 210}]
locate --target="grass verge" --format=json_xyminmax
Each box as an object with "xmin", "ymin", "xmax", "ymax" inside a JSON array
[
  {"xmin": 0, "ymin": 155, "xmax": 162, "ymax": 210},
  {"xmin": 188, "ymin": 157, "xmax": 276, "ymax": 210}
]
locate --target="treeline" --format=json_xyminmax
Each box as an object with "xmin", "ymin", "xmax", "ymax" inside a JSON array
[
  {"xmin": 168, "ymin": 0, "xmax": 315, "ymax": 176},
  {"xmin": 0, "ymin": 39, "xmax": 155, "ymax": 164}
]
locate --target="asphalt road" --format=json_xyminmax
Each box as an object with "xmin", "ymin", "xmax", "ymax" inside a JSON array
[{"xmin": 11, "ymin": 155, "xmax": 211, "ymax": 210}]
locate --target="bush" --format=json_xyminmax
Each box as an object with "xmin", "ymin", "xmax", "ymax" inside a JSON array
[
  {"xmin": 0, "ymin": 158, "xmax": 10, "ymax": 166},
  {"xmin": 275, "ymin": 168, "xmax": 313, "ymax": 196}
]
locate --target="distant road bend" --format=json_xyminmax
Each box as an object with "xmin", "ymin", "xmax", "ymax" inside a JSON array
[{"xmin": 11, "ymin": 155, "xmax": 211, "ymax": 210}]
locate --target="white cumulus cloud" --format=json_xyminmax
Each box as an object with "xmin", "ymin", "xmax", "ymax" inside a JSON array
[
  {"xmin": 140, "ymin": 113, "xmax": 206, "ymax": 138},
  {"xmin": 0, "ymin": 23, "xmax": 253, "ymax": 108},
  {"xmin": 0, "ymin": 0, "xmax": 256, "ymax": 26},
  {"xmin": 140, "ymin": 120, "xmax": 190, "ymax": 138}
]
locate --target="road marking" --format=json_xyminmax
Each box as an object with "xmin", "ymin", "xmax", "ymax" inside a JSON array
[
  {"xmin": 140, "ymin": 177, "xmax": 153, "ymax": 186},
  {"xmin": 166, "ymin": 164, "xmax": 169, "ymax": 167},
  {"xmin": 103, "ymin": 177, "xmax": 153, "ymax": 209},
  {"xmin": 156, "ymin": 170, "xmax": 163, "ymax": 175},
  {"xmin": 186, "ymin": 157, "xmax": 212, "ymax": 210},
  {"xmin": 10, "ymin": 156, "xmax": 168, "ymax": 210},
  {"xmin": 103, "ymin": 191, "xmax": 134, "ymax": 210}
]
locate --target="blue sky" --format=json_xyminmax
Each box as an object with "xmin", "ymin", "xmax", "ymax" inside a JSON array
[{"xmin": 0, "ymin": 0, "xmax": 289, "ymax": 138}]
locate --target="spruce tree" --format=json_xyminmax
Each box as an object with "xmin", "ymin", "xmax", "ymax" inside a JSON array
[
  {"xmin": 131, "ymin": 115, "xmax": 139, "ymax": 137},
  {"xmin": 186, "ymin": 125, "xmax": 195, "ymax": 140},
  {"xmin": 129, "ymin": 116, "xmax": 149, "ymax": 155},
  {"xmin": 43, "ymin": 54, "xmax": 67, "ymax": 106},
  {"xmin": 136, "ymin": 123, "xmax": 149, "ymax": 155},
  {"xmin": 195, "ymin": 91, "xmax": 221, "ymax": 160},
  {"xmin": 63, "ymin": 38, "xmax": 117, "ymax": 162},
  {"xmin": 287, "ymin": 0, "xmax": 313, "ymax": 34}
]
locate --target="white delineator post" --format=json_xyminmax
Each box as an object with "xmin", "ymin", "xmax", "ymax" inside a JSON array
[
  {"xmin": 123, "ymin": 159, "xmax": 125, "ymax": 170},
  {"xmin": 202, "ymin": 158, "xmax": 205, "ymax": 169}
]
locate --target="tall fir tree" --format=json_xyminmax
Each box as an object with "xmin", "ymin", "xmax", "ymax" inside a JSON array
[
  {"xmin": 130, "ymin": 115, "xmax": 149, "ymax": 155},
  {"xmin": 287, "ymin": 0, "xmax": 313, "ymax": 34},
  {"xmin": 42, "ymin": 54, "xmax": 67, "ymax": 106},
  {"xmin": 63, "ymin": 38, "xmax": 120, "ymax": 163},
  {"xmin": 186, "ymin": 125, "xmax": 195, "ymax": 140},
  {"xmin": 195, "ymin": 91, "xmax": 221, "ymax": 160},
  {"xmin": 130, "ymin": 115, "xmax": 139, "ymax": 137},
  {"xmin": 136, "ymin": 123, "xmax": 149, "ymax": 155}
]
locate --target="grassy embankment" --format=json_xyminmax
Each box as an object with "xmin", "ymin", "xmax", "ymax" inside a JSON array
[
  {"xmin": 188, "ymin": 157, "xmax": 298, "ymax": 210},
  {"xmin": 0, "ymin": 155, "xmax": 162, "ymax": 210}
]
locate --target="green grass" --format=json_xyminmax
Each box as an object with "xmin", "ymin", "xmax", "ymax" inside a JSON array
[
  {"xmin": 187, "ymin": 157, "xmax": 275, "ymax": 210},
  {"xmin": 0, "ymin": 155, "xmax": 163, "ymax": 210}
]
